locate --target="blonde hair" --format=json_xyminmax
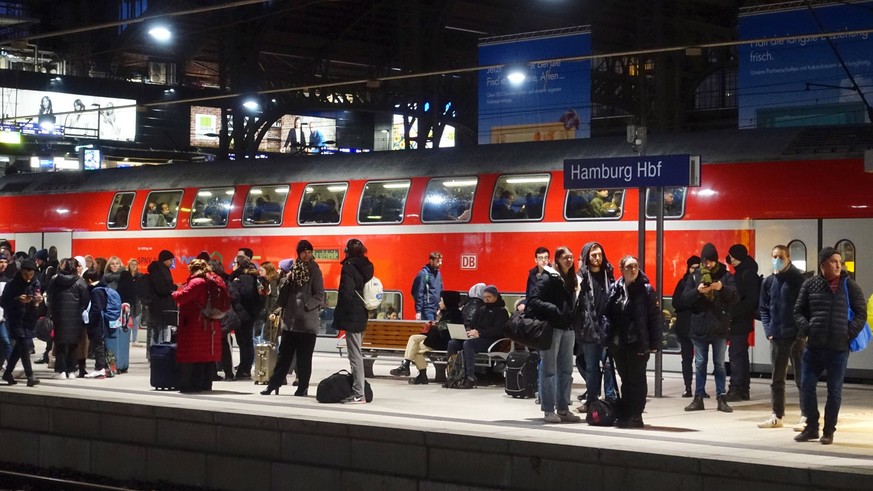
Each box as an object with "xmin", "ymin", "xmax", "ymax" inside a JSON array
[
  {"xmin": 187, "ymin": 259, "xmax": 212, "ymax": 276},
  {"xmin": 127, "ymin": 258, "xmax": 139, "ymax": 273},
  {"xmin": 105, "ymin": 255, "xmax": 123, "ymax": 275}
]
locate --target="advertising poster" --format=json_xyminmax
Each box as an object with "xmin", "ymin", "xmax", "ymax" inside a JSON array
[
  {"xmin": 189, "ymin": 107, "xmax": 336, "ymax": 153},
  {"xmin": 738, "ymin": 1, "xmax": 873, "ymax": 129},
  {"xmin": 478, "ymin": 28, "xmax": 591, "ymax": 145}
]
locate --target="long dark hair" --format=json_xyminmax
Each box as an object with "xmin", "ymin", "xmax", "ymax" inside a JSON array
[
  {"xmin": 345, "ymin": 238, "xmax": 367, "ymax": 258},
  {"xmin": 553, "ymin": 245, "xmax": 578, "ymax": 291}
]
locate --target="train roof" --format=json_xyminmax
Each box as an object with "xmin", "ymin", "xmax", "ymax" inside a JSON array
[{"xmin": 2, "ymin": 125, "xmax": 871, "ymax": 196}]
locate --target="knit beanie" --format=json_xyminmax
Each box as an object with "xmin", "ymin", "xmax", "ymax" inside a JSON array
[
  {"xmin": 818, "ymin": 246, "xmax": 839, "ymax": 267},
  {"xmin": 195, "ymin": 251, "xmax": 211, "ymax": 261},
  {"xmin": 35, "ymin": 249, "xmax": 49, "ymax": 261},
  {"xmin": 158, "ymin": 250, "xmax": 175, "ymax": 262},
  {"xmin": 686, "ymin": 255, "xmax": 701, "ymax": 268},
  {"xmin": 484, "ymin": 285, "xmax": 500, "ymax": 296},
  {"xmin": 728, "ymin": 244, "xmax": 748, "ymax": 262},
  {"xmin": 297, "ymin": 239, "xmax": 314, "ymax": 254},
  {"xmin": 700, "ymin": 243, "xmax": 718, "ymax": 262}
]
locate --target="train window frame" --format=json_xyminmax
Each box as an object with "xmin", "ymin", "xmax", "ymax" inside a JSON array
[
  {"xmin": 298, "ymin": 182, "xmax": 348, "ymax": 226},
  {"xmin": 835, "ymin": 239, "xmax": 856, "ymax": 281},
  {"xmin": 357, "ymin": 179, "xmax": 410, "ymax": 224},
  {"xmin": 242, "ymin": 184, "xmax": 290, "ymax": 227},
  {"xmin": 490, "ymin": 173, "xmax": 550, "ymax": 222},
  {"xmin": 107, "ymin": 191, "xmax": 135, "ymax": 229},
  {"xmin": 190, "ymin": 187, "xmax": 234, "ymax": 228},
  {"xmin": 644, "ymin": 187, "xmax": 686, "ymax": 219},
  {"xmin": 787, "ymin": 240, "xmax": 808, "ymax": 273},
  {"xmin": 421, "ymin": 176, "xmax": 478, "ymax": 223},
  {"xmin": 317, "ymin": 290, "xmax": 403, "ymax": 335},
  {"xmin": 141, "ymin": 190, "xmax": 183, "ymax": 229},
  {"xmin": 564, "ymin": 188, "xmax": 626, "ymax": 220}
]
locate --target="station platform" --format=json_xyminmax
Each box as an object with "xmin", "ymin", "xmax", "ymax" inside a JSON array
[{"xmin": 1, "ymin": 341, "xmax": 872, "ymax": 491}]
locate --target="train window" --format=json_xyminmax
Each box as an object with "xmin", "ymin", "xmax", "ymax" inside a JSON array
[
  {"xmin": 299, "ymin": 182, "xmax": 347, "ymax": 225},
  {"xmin": 375, "ymin": 292, "xmax": 402, "ymax": 320},
  {"xmin": 191, "ymin": 187, "xmax": 234, "ymax": 228},
  {"xmin": 107, "ymin": 192, "xmax": 135, "ymax": 229},
  {"xmin": 142, "ymin": 190, "xmax": 182, "ymax": 228},
  {"xmin": 243, "ymin": 185, "xmax": 289, "ymax": 226},
  {"xmin": 422, "ymin": 177, "xmax": 477, "ymax": 223},
  {"xmin": 788, "ymin": 240, "xmax": 807, "ymax": 273},
  {"xmin": 835, "ymin": 239, "xmax": 856, "ymax": 280},
  {"xmin": 501, "ymin": 293, "xmax": 524, "ymax": 316},
  {"xmin": 358, "ymin": 180, "xmax": 410, "ymax": 223},
  {"xmin": 491, "ymin": 174, "xmax": 550, "ymax": 221},
  {"xmin": 662, "ymin": 298, "xmax": 681, "ymax": 352},
  {"xmin": 565, "ymin": 189, "xmax": 625, "ymax": 220},
  {"xmin": 319, "ymin": 290, "xmax": 338, "ymax": 336},
  {"xmin": 644, "ymin": 187, "xmax": 686, "ymax": 219}
]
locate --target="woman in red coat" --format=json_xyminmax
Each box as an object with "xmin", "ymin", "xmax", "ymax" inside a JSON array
[{"xmin": 172, "ymin": 259, "xmax": 223, "ymax": 392}]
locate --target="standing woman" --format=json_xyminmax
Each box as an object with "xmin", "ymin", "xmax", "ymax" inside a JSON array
[
  {"xmin": 258, "ymin": 261, "xmax": 280, "ymax": 341},
  {"xmin": 261, "ymin": 240, "xmax": 324, "ymax": 396},
  {"xmin": 102, "ymin": 256, "xmax": 124, "ymax": 290},
  {"xmin": 171, "ymin": 259, "xmax": 223, "ymax": 392},
  {"xmin": 528, "ymin": 246, "xmax": 582, "ymax": 424},
  {"xmin": 117, "ymin": 258, "xmax": 142, "ymax": 345},
  {"xmin": 604, "ymin": 256, "xmax": 661, "ymax": 428},
  {"xmin": 333, "ymin": 238, "xmax": 374, "ymax": 404},
  {"xmin": 48, "ymin": 258, "xmax": 90, "ymax": 379},
  {"xmin": 671, "ymin": 255, "xmax": 700, "ymax": 398}
]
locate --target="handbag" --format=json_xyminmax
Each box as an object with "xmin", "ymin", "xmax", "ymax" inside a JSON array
[
  {"xmin": 846, "ymin": 282, "xmax": 871, "ymax": 352},
  {"xmin": 504, "ymin": 311, "xmax": 553, "ymax": 350},
  {"xmin": 35, "ymin": 316, "xmax": 54, "ymax": 342}
]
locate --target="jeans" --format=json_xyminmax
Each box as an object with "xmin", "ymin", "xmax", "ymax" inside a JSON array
[
  {"xmin": 0, "ymin": 321, "xmax": 12, "ymax": 364},
  {"xmin": 447, "ymin": 337, "xmax": 497, "ymax": 378},
  {"xmin": 692, "ymin": 337, "xmax": 727, "ymax": 396},
  {"xmin": 800, "ymin": 348, "xmax": 849, "ymax": 435},
  {"xmin": 728, "ymin": 332, "xmax": 750, "ymax": 393},
  {"xmin": 345, "ymin": 331, "xmax": 365, "ymax": 397},
  {"xmin": 130, "ymin": 312, "xmax": 142, "ymax": 344},
  {"xmin": 539, "ymin": 328, "xmax": 575, "ymax": 414},
  {"xmin": 580, "ymin": 342, "xmax": 617, "ymax": 402},
  {"xmin": 769, "ymin": 337, "xmax": 797, "ymax": 418},
  {"xmin": 611, "ymin": 344, "xmax": 651, "ymax": 419}
]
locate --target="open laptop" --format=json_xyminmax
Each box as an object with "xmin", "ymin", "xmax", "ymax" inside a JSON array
[{"xmin": 447, "ymin": 323, "xmax": 470, "ymax": 340}]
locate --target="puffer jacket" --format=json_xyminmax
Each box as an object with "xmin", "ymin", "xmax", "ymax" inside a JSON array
[
  {"xmin": 48, "ymin": 271, "xmax": 90, "ymax": 344},
  {"xmin": 605, "ymin": 271, "xmax": 662, "ymax": 352},
  {"xmin": 760, "ymin": 264, "xmax": 804, "ymax": 340},
  {"xmin": 793, "ymin": 272, "xmax": 866, "ymax": 351},
  {"xmin": 0, "ymin": 274, "xmax": 41, "ymax": 338},
  {"xmin": 470, "ymin": 296, "xmax": 510, "ymax": 340},
  {"xmin": 528, "ymin": 266, "xmax": 576, "ymax": 330},
  {"xmin": 172, "ymin": 274, "xmax": 221, "ymax": 363},
  {"xmin": 333, "ymin": 255, "xmax": 374, "ymax": 333},
  {"xmin": 681, "ymin": 262, "xmax": 737, "ymax": 341}
]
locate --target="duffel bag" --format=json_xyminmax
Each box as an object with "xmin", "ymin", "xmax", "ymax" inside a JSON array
[
  {"xmin": 586, "ymin": 398, "xmax": 620, "ymax": 427},
  {"xmin": 503, "ymin": 312, "xmax": 553, "ymax": 350},
  {"xmin": 316, "ymin": 370, "xmax": 374, "ymax": 403}
]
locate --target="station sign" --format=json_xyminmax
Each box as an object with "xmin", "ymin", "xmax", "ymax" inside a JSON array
[
  {"xmin": 563, "ymin": 155, "xmax": 700, "ymax": 190},
  {"xmin": 314, "ymin": 249, "xmax": 340, "ymax": 261}
]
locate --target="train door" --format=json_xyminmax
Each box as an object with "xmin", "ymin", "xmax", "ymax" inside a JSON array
[{"xmin": 11, "ymin": 232, "xmax": 73, "ymax": 261}]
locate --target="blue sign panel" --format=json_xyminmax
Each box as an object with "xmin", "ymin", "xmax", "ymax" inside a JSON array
[
  {"xmin": 738, "ymin": 2, "xmax": 873, "ymax": 129},
  {"xmin": 478, "ymin": 29, "xmax": 591, "ymax": 144},
  {"xmin": 564, "ymin": 155, "xmax": 699, "ymax": 190}
]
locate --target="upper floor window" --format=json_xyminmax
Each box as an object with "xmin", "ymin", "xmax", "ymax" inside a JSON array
[
  {"xmin": 422, "ymin": 177, "xmax": 477, "ymax": 222},
  {"xmin": 359, "ymin": 180, "xmax": 409, "ymax": 223},
  {"xmin": 788, "ymin": 240, "xmax": 808, "ymax": 273},
  {"xmin": 565, "ymin": 189, "xmax": 625, "ymax": 220},
  {"xmin": 299, "ymin": 182, "xmax": 347, "ymax": 225},
  {"xmin": 835, "ymin": 239, "xmax": 856, "ymax": 281},
  {"xmin": 191, "ymin": 187, "xmax": 234, "ymax": 228},
  {"xmin": 243, "ymin": 185, "xmax": 289, "ymax": 226},
  {"xmin": 108, "ymin": 192, "xmax": 135, "ymax": 229},
  {"xmin": 142, "ymin": 190, "xmax": 182, "ymax": 228},
  {"xmin": 645, "ymin": 187, "xmax": 686, "ymax": 219},
  {"xmin": 491, "ymin": 174, "xmax": 549, "ymax": 221}
]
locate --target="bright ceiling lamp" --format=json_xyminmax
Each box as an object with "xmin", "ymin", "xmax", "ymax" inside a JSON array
[{"xmin": 149, "ymin": 26, "xmax": 172, "ymax": 42}]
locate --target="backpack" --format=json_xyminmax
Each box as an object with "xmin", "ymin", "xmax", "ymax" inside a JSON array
[
  {"xmin": 442, "ymin": 352, "xmax": 465, "ymax": 389},
  {"xmin": 201, "ymin": 273, "xmax": 232, "ymax": 320},
  {"xmin": 93, "ymin": 286, "xmax": 123, "ymax": 330},
  {"xmin": 357, "ymin": 276, "xmax": 384, "ymax": 310}
]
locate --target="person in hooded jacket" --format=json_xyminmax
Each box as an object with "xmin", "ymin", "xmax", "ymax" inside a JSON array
[
  {"xmin": 671, "ymin": 255, "xmax": 700, "ymax": 398},
  {"xmin": 228, "ymin": 255, "xmax": 263, "ymax": 379},
  {"xmin": 0, "ymin": 260, "xmax": 43, "ymax": 386},
  {"xmin": 412, "ymin": 251, "xmax": 443, "ymax": 321},
  {"xmin": 682, "ymin": 243, "xmax": 737, "ymax": 413},
  {"xmin": 725, "ymin": 244, "xmax": 761, "ymax": 402},
  {"xmin": 147, "ymin": 250, "xmax": 177, "ymax": 346},
  {"xmin": 528, "ymin": 246, "xmax": 583, "ymax": 424},
  {"xmin": 462, "ymin": 283, "xmax": 486, "ymax": 328},
  {"xmin": 333, "ymin": 238, "xmax": 374, "ymax": 404},
  {"xmin": 573, "ymin": 241, "xmax": 618, "ymax": 412},
  {"xmin": 47, "ymin": 258, "xmax": 90, "ymax": 379},
  {"xmin": 446, "ymin": 285, "xmax": 508, "ymax": 389},
  {"xmin": 604, "ymin": 256, "xmax": 661, "ymax": 428},
  {"xmin": 82, "ymin": 270, "xmax": 112, "ymax": 378}
]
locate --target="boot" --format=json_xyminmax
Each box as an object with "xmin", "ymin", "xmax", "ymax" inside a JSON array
[
  {"xmin": 2, "ymin": 371, "xmax": 17, "ymax": 385},
  {"xmin": 724, "ymin": 388, "xmax": 743, "ymax": 402},
  {"xmin": 681, "ymin": 387, "xmax": 692, "ymax": 398},
  {"xmin": 717, "ymin": 395, "xmax": 733, "ymax": 413},
  {"xmin": 459, "ymin": 376, "xmax": 476, "ymax": 389},
  {"xmin": 684, "ymin": 395, "xmax": 704, "ymax": 411},
  {"xmin": 26, "ymin": 377, "xmax": 40, "ymax": 387},
  {"xmin": 390, "ymin": 360, "xmax": 411, "ymax": 377},
  {"xmin": 741, "ymin": 389, "xmax": 751, "ymax": 401},
  {"xmin": 408, "ymin": 371, "xmax": 428, "ymax": 385}
]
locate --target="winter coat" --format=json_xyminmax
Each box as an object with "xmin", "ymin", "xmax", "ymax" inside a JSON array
[
  {"xmin": 412, "ymin": 264, "xmax": 442, "ymax": 317},
  {"xmin": 229, "ymin": 266, "xmax": 264, "ymax": 325},
  {"xmin": 605, "ymin": 271, "xmax": 662, "ymax": 353},
  {"xmin": 462, "ymin": 298, "xmax": 484, "ymax": 329},
  {"xmin": 469, "ymin": 296, "xmax": 510, "ymax": 340},
  {"xmin": 277, "ymin": 259, "xmax": 325, "ymax": 335},
  {"xmin": 117, "ymin": 269, "xmax": 141, "ymax": 317},
  {"xmin": 573, "ymin": 241, "xmax": 615, "ymax": 344},
  {"xmin": 793, "ymin": 272, "xmax": 866, "ymax": 352},
  {"xmin": 0, "ymin": 274, "xmax": 41, "ymax": 338},
  {"xmin": 48, "ymin": 272, "xmax": 90, "ymax": 344},
  {"xmin": 528, "ymin": 266, "xmax": 576, "ymax": 330},
  {"xmin": 681, "ymin": 262, "xmax": 737, "ymax": 341},
  {"xmin": 85, "ymin": 282, "xmax": 109, "ymax": 339},
  {"xmin": 729, "ymin": 257, "xmax": 761, "ymax": 336},
  {"xmin": 760, "ymin": 264, "xmax": 804, "ymax": 340},
  {"xmin": 671, "ymin": 273, "xmax": 695, "ymax": 339},
  {"xmin": 425, "ymin": 307, "xmax": 463, "ymax": 351},
  {"xmin": 147, "ymin": 260, "xmax": 177, "ymax": 321},
  {"xmin": 172, "ymin": 274, "xmax": 222, "ymax": 363},
  {"xmin": 333, "ymin": 255, "xmax": 374, "ymax": 333}
]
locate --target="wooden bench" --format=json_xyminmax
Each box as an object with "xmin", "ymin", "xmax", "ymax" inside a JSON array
[{"xmin": 337, "ymin": 319, "xmax": 515, "ymax": 380}]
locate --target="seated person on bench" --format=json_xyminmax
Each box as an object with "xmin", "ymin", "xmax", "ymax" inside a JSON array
[
  {"xmin": 389, "ymin": 291, "xmax": 462, "ymax": 384},
  {"xmin": 445, "ymin": 285, "xmax": 509, "ymax": 389}
]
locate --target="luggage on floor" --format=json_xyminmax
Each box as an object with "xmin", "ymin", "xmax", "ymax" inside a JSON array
[
  {"xmin": 442, "ymin": 352, "xmax": 465, "ymax": 389},
  {"xmin": 253, "ymin": 342, "xmax": 277, "ymax": 385},
  {"xmin": 105, "ymin": 326, "xmax": 132, "ymax": 373},
  {"xmin": 504, "ymin": 350, "xmax": 539, "ymax": 398},
  {"xmin": 316, "ymin": 369, "xmax": 373, "ymax": 403},
  {"xmin": 149, "ymin": 343, "xmax": 178, "ymax": 390}
]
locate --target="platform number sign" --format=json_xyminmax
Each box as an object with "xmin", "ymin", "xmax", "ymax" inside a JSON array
[{"xmin": 460, "ymin": 254, "xmax": 478, "ymax": 270}]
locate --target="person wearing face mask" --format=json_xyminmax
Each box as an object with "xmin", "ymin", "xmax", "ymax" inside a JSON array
[
  {"xmin": 757, "ymin": 245, "xmax": 805, "ymax": 429},
  {"xmin": 604, "ymin": 256, "xmax": 661, "ymax": 428}
]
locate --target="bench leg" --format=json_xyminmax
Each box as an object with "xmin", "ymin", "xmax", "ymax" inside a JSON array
[
  {"xmin": 433, "ymin": 363, "xmax": 447, "ymax": 383},
  {"xmin": 363, "ymin": 358, "xmax": 376, "ymax": 378}
]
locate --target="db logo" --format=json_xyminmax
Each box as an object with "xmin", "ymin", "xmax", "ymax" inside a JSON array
[{"xmin": 460, "ymin": 254, "xmax": 478, "ymax": 270}]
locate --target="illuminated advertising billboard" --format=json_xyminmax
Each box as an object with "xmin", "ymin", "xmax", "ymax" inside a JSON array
[
  {"xmin": 478, "ymin": 28, "xmax": 591, "ymax": 144},
  {"xmin": 0, "ymin": 87, "xmax": 137, "ymax": 141},
  {"xmin": 738, "ymin": 1, "xmax": 873, "ymax": 128},
  {"xmin": 189, "ymin": 107, "xmax": 336, "ymax": 153}
]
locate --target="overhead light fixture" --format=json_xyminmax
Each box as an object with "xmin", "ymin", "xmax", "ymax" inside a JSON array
[
  {"xmin": 506, "ymin": 176, "xmax": 549, "ymax": 184},
  {"xmin": 242, "ymin": 100, "xmax": 259, "ymax": 110},
  {"xmin": 506, "ymin": 64, "xmax": 528, "ymax": 86},
  {"xmin": 149, "ymin": 26, "xmax": 172, "ymax": 42}
]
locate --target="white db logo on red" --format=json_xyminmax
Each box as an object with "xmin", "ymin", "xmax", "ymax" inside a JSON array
[{"xmin": 460, "ymin": 254, "xmax": 478, "ymax": 270}]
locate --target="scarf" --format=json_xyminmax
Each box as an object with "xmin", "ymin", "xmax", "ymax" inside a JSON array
[
  {"xmin": 290, "ymin": 259, "xmax": 310, "ymax": 287},
  {"xmin": 699, "ymin": 262, "xmax": 720, "ymax": 300}
]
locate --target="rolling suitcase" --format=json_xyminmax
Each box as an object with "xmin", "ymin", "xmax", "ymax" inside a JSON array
[
  {"xmin": 253, "ymin": 315, "xmax": 280, "ymax": 385},
  {"xmin": 505, "ymin": 351, "xmax": 539, "ymax": 398},
  {"xmin": 149, "ymin": 343, "xmax": 178, "ymax": 390},
  {"xmin": 105, "ymin": 326, "xmax": 131, "ymax": 373}
]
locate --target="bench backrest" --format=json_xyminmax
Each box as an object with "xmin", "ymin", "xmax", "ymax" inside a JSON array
[{"xmin": 362, "ymin": 320, "xmax": 429, "ymax": 349}]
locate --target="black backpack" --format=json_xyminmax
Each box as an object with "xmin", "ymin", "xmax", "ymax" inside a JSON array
[
  {"xmin": 586, "ymin": 352, "xmax": 621, "ymax": 426},
  {"xmin": 442, "ymin": 352, "xmax": 465, "ymax": 389}
]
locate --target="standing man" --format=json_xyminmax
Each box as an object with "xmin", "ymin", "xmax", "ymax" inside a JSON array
[
  {"xmin": 0, "ymin": 253, "xmax": 14, "ymax": 369},
  {"xmin": 793, "ymin": 247, "xmax": 866, "ymax": 445},
  {"xmin": 725, "ymin": 244, "xmax": 760, "ymax": 402},
  {"xmin": 412, "ymin": 251, "xmax": 443, "ymax": 321},
  {"xmin": 147, "ymin": 250, "xmax": 177, "ymax": 347},
  {"xmin": 757, "ymin": 245, "xmax": 805, "ymax": 429}
]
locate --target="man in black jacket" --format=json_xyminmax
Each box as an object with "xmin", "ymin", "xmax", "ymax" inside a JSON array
[
  {"xmin": 147, "ymin": 250, "xmax": 177, "ymax": 347},
  {"xmin": 793, "ymin": 247, "xmax": 866, "ymax": 445},
  {"xmin": 725, "ymin": 244, "xmax": 760, "ymax": 402}
]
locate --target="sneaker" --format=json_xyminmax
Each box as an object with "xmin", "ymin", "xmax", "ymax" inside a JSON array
[
  {"xmin": 341, "ymin": 394, "xmax": 366, "ymax": 404},
  {"xmin": 52, "ymin": 372, "xmax": 68, "ymax": 380},
  {"xmin": 757, "ymin": 414, "xmax": 784, "ymax": 428},
  {"xmin": 557, "ymin": 411, "xmax": 582, "ymax": 423},
  {"xmin": 793, "ymin": 416, "xmax": 808, "ymax": 432},
  {"xmin": 543, "ymin": 412, "xmax": 562, "ymax": 424},
  {"xmin": 67, "ymin": 372, "xmax": 78, "ymax": 379},
  {"xmin": 794, "ymin": 427, "xmax": 820, "ymax": 442},
  {"xmin": 84, "ymin": 369, "xmax": 106, "ymax": 379}
]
